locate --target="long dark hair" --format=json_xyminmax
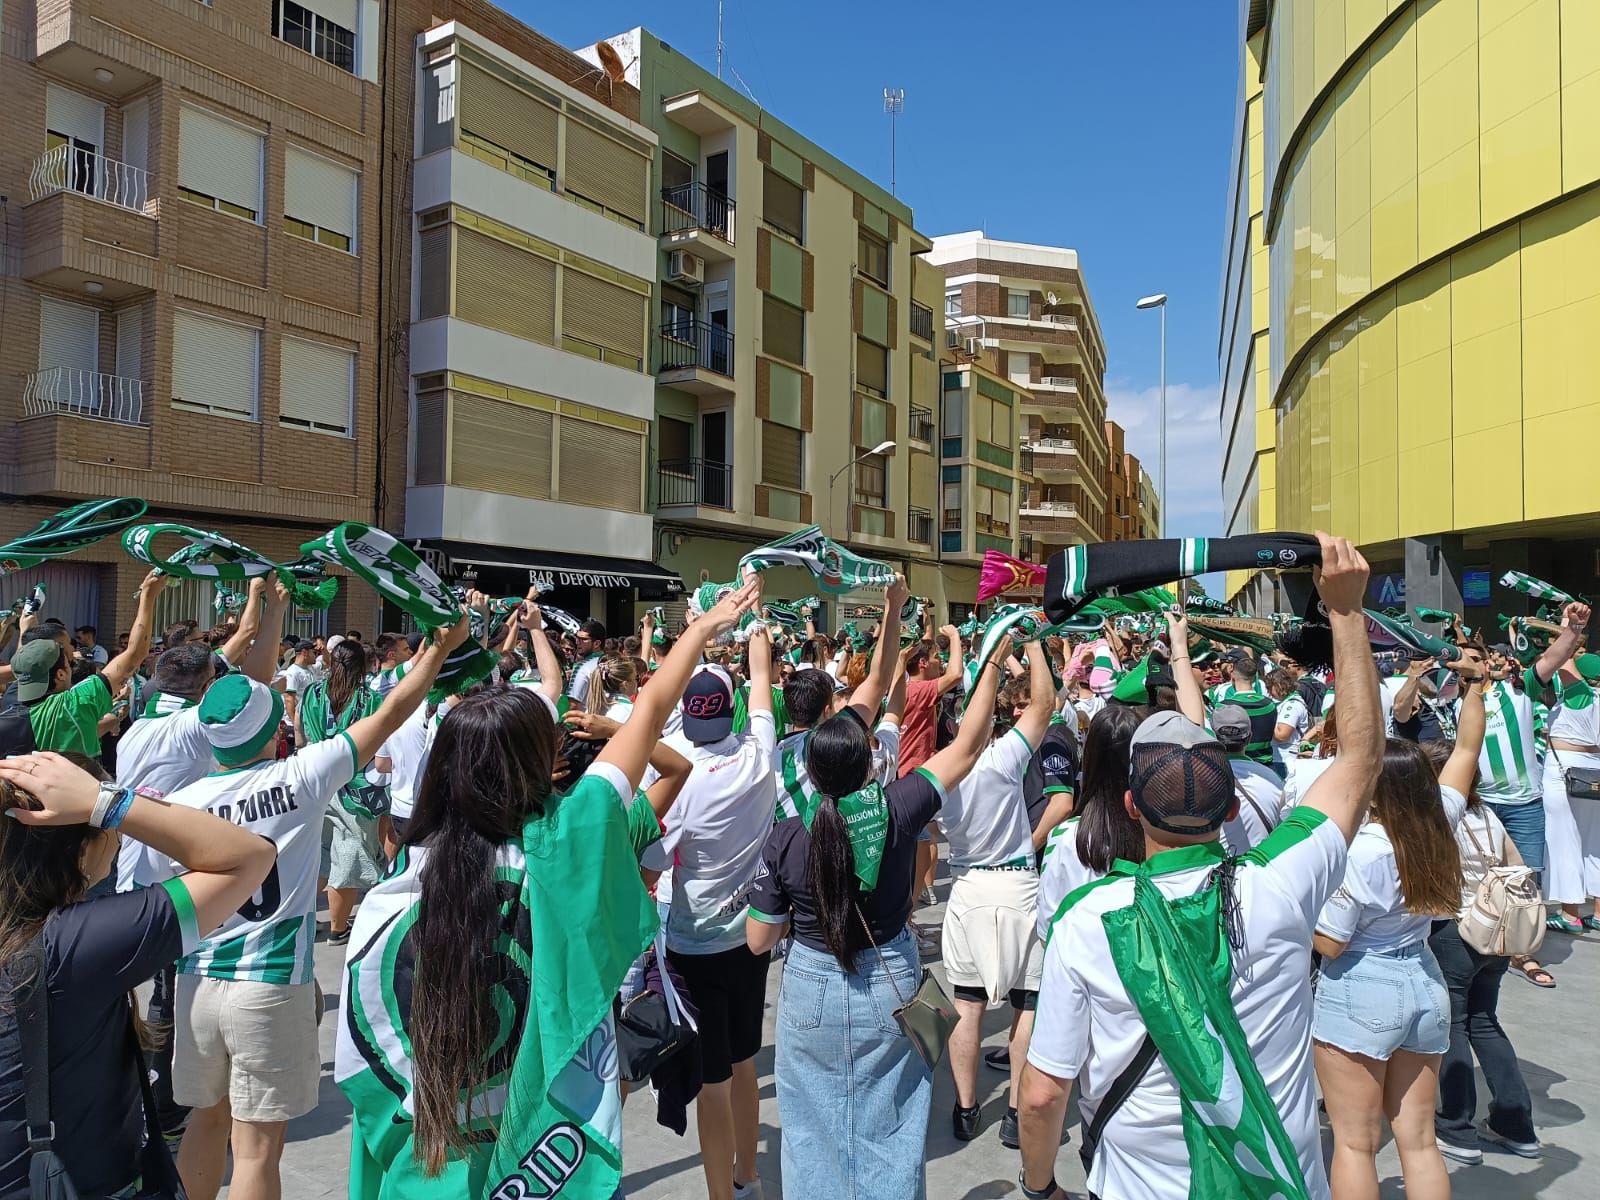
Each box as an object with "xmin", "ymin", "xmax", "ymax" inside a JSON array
[
  {"xmin": 804, "ymin": 715, "xmax": 873, "ymax": 972},
  {"xmin": 404, "ymin": 685, "xmax": 559, "ymax": 1175},
  {"xmin": 326, "ymin": 639, "xmax": 370, "ymax": 716},
  {"xmin": 1371, "ymin": 739, "xmax": 1466, "ymax": 917},
  {"xmin": 1076, "ymin": 705, "xmax": 1147, "ymax": 875}
]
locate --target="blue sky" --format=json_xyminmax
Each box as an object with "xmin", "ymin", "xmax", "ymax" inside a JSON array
[{"xmin": 514, "ymin": 0, "xmax": 1239, "ymax": 539}]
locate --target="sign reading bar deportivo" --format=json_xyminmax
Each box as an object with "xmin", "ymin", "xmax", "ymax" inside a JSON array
[{"xmin": 420, "ymin": 541, "xmax": 684, "ymax": 595}]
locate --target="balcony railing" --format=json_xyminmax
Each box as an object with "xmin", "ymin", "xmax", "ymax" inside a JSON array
[
  {"xmin": 1024, "ymin": 436, "xmax": 1078, "ymax": 454},
  {"xmin": 658, "ymin": 320, "xmax": 734, "ymax": 377},
  {"xmin": 976, "ymin": 513, "xmax": 1011, "ymax": 536},
  {"xmin": 661, "ymin": 182, "xmax": 735, "ymax": 243},
  {"xmin": 909, "ymin": 302, "xmax": 934, "ymax": 342},
  {"xmin": 1021, "ymin": 499, "xmax": 1079, "ymax": 517},
  {"xmin": 1018, "ymin": 535, "xmax": 1036, "ymax": 559},
  {"xmin": 908, "ymin": 507, "xmax": 934, "ymax": 545},
  {"xmin": 30, "ymin": 144, "xmax": 150, "ymax": 213},
  {"xmin": 657, "ymin": 457, "xmax": 733, "ymax": 509},
  {"xmin": 942, "ymin": 507, "xmax": 963, "ymax": 531},
  {"xmin": 1037, "ymin": 376, "xmax": 1078, "ymax": 391},
  {"xmin": 909, "ymin": 405, "xmax": 935, "ymax": 443},
  {"xmin": 23, "ymin": 367, "xmax": 147, "ymax": 425}
]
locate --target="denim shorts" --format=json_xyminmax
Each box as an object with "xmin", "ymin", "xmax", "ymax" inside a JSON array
[{"xmin": 1312, "ymin": 941, "xmax": 1449, "ymax": 1060}]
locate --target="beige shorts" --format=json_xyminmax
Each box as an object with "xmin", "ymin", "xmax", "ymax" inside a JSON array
[
  {"xmin": 941, "ymin": 867, "xmax": 1044, "ymax": 1001},
  {"xmin": 173, "ymin": 974, "xmax": 321, "ymax": 1122}
]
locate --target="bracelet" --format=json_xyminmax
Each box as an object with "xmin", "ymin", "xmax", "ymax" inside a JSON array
[
  {"xmin": 103, "ymin": 788, "xmax": 135, "ymax": 831},
  {"xmin": 90, "ymin": 784, "xmax": 134, "ymax": 830},
  {"xmin": 1018, "ymin": 1172, "xmax": 1057, "ymax": 1200}
]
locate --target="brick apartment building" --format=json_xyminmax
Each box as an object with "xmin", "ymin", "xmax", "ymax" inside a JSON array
[{"xmin": 1101, "ymin": 420, "xmax": 1142, "ymax": 542}]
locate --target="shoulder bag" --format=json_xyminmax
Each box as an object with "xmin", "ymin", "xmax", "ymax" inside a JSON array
[
  {"xmin": 615, "ymin": 927, "xmax": 698, "ymax": 1084},
  {"xmin": 1548, "ymin": 745, "xmax": 1600, "ymax": 801},
  {"xmin": 1456, "ymin": 814, "xmax": 1546, "ymax": 958},
  {"xmin": 857, "ymin": 909, "xmax": 958, "ymax": 1070},
  {"xmin": 1078, "ymin": 1035, "xmax": 1159, "ymax": 1175}
]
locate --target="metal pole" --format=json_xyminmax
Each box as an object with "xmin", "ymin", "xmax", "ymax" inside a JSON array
[
  {"xmin": 1158, "ymin": 301, "xmax": 1167, "ymax": 538},
  {"xmin": 717, "ymin": 0, "xmax": 724, "ymax": 79},
  {"xmin": 891, "ymin": 110, "xmax": 897, "ymax": 196}
]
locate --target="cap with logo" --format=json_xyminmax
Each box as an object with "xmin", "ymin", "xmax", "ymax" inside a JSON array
[
  {"xmin": 1128, "ymin": 710, "xmax": 1235, "ymax": 835},
  {"xmin": 680, "ymin": 664, "xmax": 736, "ymax": 743},
  {"xmin": 198, "ymin": 675, "xmax": 285, "ymax": 766},
  {"xmin": 10, "ymin": 640, "xmax": 65, "ymax": 703}
]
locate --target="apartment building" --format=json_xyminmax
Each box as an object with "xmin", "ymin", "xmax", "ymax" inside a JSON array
[
  {"xmin": 1139, "ymin": 466, "xmax": 1161, "ymax": 540},
  {"xmin": 927, "ymin": 233, "xmax": 1111, "ymax": 578},
  {"xmin": 1100, "ymin": 420, "xmax": 1144, "ymax": 543},
  {"xmin": 571, "ymin": 29, "xmax": 954, "ymax": 623},
  {"xmin": 0, "ymin": 0, "xmax": 385, "ymax": 635}
]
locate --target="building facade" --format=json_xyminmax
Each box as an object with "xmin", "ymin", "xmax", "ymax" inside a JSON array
[
  {"xmin": 1, "ymin": 0, "xmax": 385, "ymax": 635},
  {"xmin": 1100, "ymin": 420, "xmax": 1144, "ymax": 542},
  {"xmin": 928, "ymin": 233, "xmax": 1111, "ymax": 578},
  {"xmin": 1228, "ymin": 0, "xmax": 1600, "ymax": 621}
]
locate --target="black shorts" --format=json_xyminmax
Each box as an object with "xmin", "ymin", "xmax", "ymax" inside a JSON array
[{"xmin": 667, "ymin": 944, "xmax": 772, "ymax": 1084}]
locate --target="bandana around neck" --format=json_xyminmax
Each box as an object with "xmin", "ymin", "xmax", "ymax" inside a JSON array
[{"xmin": 801, "ymin": 781, "xmax": 889, "ymax": 891}]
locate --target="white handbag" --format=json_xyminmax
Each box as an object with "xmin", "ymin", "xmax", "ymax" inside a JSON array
[{"xmin": 1456, "ymin": 816, "xmax": 1545, "ymax": 957}]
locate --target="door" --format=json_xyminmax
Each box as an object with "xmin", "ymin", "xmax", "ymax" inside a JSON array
[
  {"xmin": 704, "ymin": 151, "xmax": 730, "ymax": 236},
  {"xmin": 701, "ymin": 410, "xmax": 729, "ymax": 508},
  {"xmin": 45, "ymin": 84, "xmax": 104, "ymax": 197},
  {"xmin": 706, "ymin": 281, "xmax": 730, "ymax": 376}
]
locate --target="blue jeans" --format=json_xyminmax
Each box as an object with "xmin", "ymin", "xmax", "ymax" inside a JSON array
[
  {"xmin": 1485, "ymin": 798, "xmax": 1546, "ymax": 880},
  {"xmin": 776, "ymin": 930, "xmax": 930, "ymax": 1200}
]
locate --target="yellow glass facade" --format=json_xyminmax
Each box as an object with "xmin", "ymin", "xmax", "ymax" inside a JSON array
[{"xmin": 1253, "ymin": 0, "xmax": 1600, "ymax": 555}]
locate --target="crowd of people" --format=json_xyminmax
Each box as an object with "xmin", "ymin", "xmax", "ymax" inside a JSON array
[{"xmin": 0, "ymin": 528, "xmax": 1591, "ymax": 1200}]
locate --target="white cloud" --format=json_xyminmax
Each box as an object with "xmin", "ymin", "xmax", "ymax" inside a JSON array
[{"xmin": 1103, "ymin": 379, "xmax": 1224, "ymax": 539}]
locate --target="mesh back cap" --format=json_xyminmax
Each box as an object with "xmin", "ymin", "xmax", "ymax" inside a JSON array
[{"xmin": 1128, "ymin": 710, "xmax": 1235, "ymax": 835}]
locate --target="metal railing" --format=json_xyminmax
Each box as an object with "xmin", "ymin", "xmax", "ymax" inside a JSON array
[
  {"xmin": 658, "ymin": 320, "xmax": 734, "ymax": 377},
  {"xmin": 1037, "ymin": 376, "xmax": 1078, "ymax": 390},
  {"xmin": 661, "ymin": 182, "xmax": 735, "ymax": 243},
  {"xmin": 23, "ymin": 367, "xmax": 147, "ymax": 425},
  {"xmin": 657, "ymin": 458, "xmax": 733, "ymax": 509},
  {"xmin": 1024, "ymin": 436, "xmax": 1078, "ymax": 453},
  {"xmin": 976, "ymin": 513, "xmax": 1011, "ymax": 536},
  {"xmin": 908, "ymin": 508, "xmax": 933, "ymax": 545},
  {"xmin": 30, "ymin": 145, "xmax": 150, "ymax": 213},
  {"xmin": 909, "ymin": 302, "xmax": 934, "ymax": 342},
  {"xmin": 909, "ymin": 405, "xmax": 934, "ymax": 442},
  {"xmin": 1021, "ymin": 499, "xmax": 1078, "ymax": 517},
  {"xmin": 942, "ymin": 507, "xmax": 963, "ymax": 531}
]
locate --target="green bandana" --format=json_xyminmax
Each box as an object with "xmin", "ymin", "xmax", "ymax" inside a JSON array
[
  {"xmin": 801, "ymin": 781, "xmax": 889, "ymax": 891},
  {"xmin": 0, "ymin": 497, "xmax": 148, "ymax": 576},
  {"xmin": 739, "ymin": 525, "xmax": 896, "ymax": 595}
]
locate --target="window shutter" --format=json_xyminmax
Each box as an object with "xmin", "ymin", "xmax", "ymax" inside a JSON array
[
  {"xmin": 454, "ymin": 228, "xmax": 556, "ymax": 345},
  {"xmin": 417, "ymin": 226, "xmax": 450, "ymax": 318},
  {"xmin": 412, "ymin": 389, "xmax": 447, "ymax": 484},
  {"xmin": 285, "ymin": 146, "xmax": 357, "ymax": 240},
  {"xmin": 762, "ymin": 296, "xmax": 804, "ymax": 365},
  {"xmin": 280, "ymin": 336, "xmax": 353, "ymax": 434},
  {"xmin": 558, "ymin": 418, "xmax": 643, "ymax": 511},
  {"xmin": 121, "ymin": 98, "xmax": 148, "ymax": 175},
  {"xmin": 761, "ymin": 422, "xmax": 803, "ymax": 491},
  {"xmin": 45, "ymin": 85, "xmax": 102, "ymax": 146},
  {"xmin": 458, "ymin": 61, "xmax": 558, "ymax": 172},
  {"xmin": 562, "ymin": 270, "xmax": 645, "ymax": 360},
  {"xmin": 449, "ymin": 393, "xmax": 552, "ymax": 499},
  {"xmin": 172, "ymin": 310, "xmax": 258, "ymax": 417},
  {"xmin": 38, "ymin": 298, "xmax": 99, "ymax": 373},
  {"xmin": 300, "ymin": 0, "xmax": 357, "ymax": 28},
  {"xmin": 179, "ymin": 106, "xmax": 262, "ymax": 216},
  {"xmin": 857, "ymin": 338, "xmax": 887, "ymax": 396},
  {"xmin": 763, "ymin": 169, "xmax": 803, "ymax": 240},
  {"xmin": 563, "ymin": 119, "xmax": 648, "ymax": 225},
  {"xmin": 115, "ymin": 306, "xmax": 142, "ymax": 380}
]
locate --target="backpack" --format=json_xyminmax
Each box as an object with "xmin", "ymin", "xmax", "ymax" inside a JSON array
[{"xmin": 1457, "ymin": 814, "xmax": 1545, "ymax": 957}]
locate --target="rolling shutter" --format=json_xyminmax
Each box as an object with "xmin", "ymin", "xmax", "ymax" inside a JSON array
[
  {"xmin": 45, "ymin": 84, "xmax": 103, "ymax": 147},
  {"xmin": 761, "ymin": 422, "xmax": 803, "ymax": 491},
  {"xmin": 458, "ymin": 60, "xmax": 558, "ymax": 171},
  {"xmin": 179, "ymin": 106, "xmax": 263, "ymax": 217},
  {"xmin": 417, "ymin": 226, "xmax": 450, "ymax": 318},
  {"xmin": 454, "ymin": 228, "xmax": 556, "ymax": 345},
  {"xmin": 562, "ymin": 270, "xmax": 645, "ymax": 359},
  {"xmin": 38, "ymin": 298, "xmax": 99, "ymax": 372},
  {"xmin": 763, "ymin": 169, "xmax": 804, "ymax": 240},
  {"xmin": 279, "ymin": 335, "xmax": 353, "ymax": 434},
  {"xmin": 121, "ymin": 98, "xmax": 148, "ymax": 175},
  {"xmin": 412, "ymin": 388, "xmax": 447, "ymax": 485},
  {"xmin": 300, "ymin": 0, "xmax": 357, "ymax": 28},
  {"xmin": 285, "ymin": 146, "xmax": 357, "ymax": 241},
  {"xmin": 558, "ymin": 418, "xmax": 642, "ymax": 511},
  {"xmin": 449, "ymin": 393, "xmax": 552, "ymax": 499},
  {"xmin": 172, "ymin": 309, "xmax": 258, "ymax": 417},
  {"xmin": 115, "ymin": 306, "xmax": 142, "ymax": 379},
  {"xmin": 563, "ymin": 119, "xmax": 647, "ymax": 225}
]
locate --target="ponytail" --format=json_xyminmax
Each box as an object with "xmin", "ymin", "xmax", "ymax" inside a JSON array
[{"xmin": 806, "ymin": 796, "xmax": 864, "ymax": 973}]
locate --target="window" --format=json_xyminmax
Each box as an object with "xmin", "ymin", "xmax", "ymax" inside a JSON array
[
  {"xmin": 563, "ymin": 112, "xmax": 650, "ymax": 230},
  {"xmin": 857, "ymin": 338, "xmax": 888, "ymax": 398},
  {"xmin": 763, "ymin": 168, "xmax": 804, "ymax": 242},
  {"xmin": 857, "ymin": 228, "xmax": 889, "ymax": 287},
  {"xmin": 274, "ymin": 0, "xmax": 356, "ymax": 74},
  {"xmin": 662, "ymin": 152, "xmax": 694, "ymax": 193},
  {"xmin": 44, "ymin": 85, "xmax": 103, "ymax": 198},
  {"xmin": 762, "ymin": 422, "xmax": 804, "ymax": 490},
  {"xmin": 457, "ymin": 57, "xmax": 558, "ymax": 187},
  {"xmin": 762, "ymin": 295, "xmax": 804, "ymax": 365},
  {"xmin": 177, "ymin": 105, "xmax": 263, "ymax": 222},
  {"xmin": 279, "ymin": 335, "xmax": 353, "ymax": 435},
  {"xmin": 659, "ymin": 415, "xmax": 693, "ymax": 465},
  {"xmin": 942, "ymin": 390, "xmax": 965, "ymax": 437},
  {"xmin": 945, "ymin": 289, "xmax": 961, "ymax": 316},
  {"xmin": 559, "ymin": 417, "xmax": 644, "ymax": 512},
  {"xmin": 454, "ymin": 227, "xmax": 557, "ymax": 346},
  {"xmin": 943, "ymin": 481, "xmax": 962, "ymax": 530},
  {"xmin": 910, "ymin": 301, "xmax": 934, "ymax": 342},
  {"xmin": 1007, "ymin": 289, "xmax": 1031, "ymax": 318},
  {"xmin": 417, "ymin": 223, "xmax": 450, "ymax": 318},
  {"xmin": 562, "ymin": 268, "xmax": 647, "ymax": 369},
  {"xmin": 854, "ymin": 447, "xmax": 886, "ymax": 507},
  {"xmin": 172, "ymin": 310, "xmax": 259, "ymax": 419},
  {"xmin": 284, "ymin": 146, "xmax": 357, "ymax": 252},
  {"xmin": 857, "ymin": 393, "xmax": 890, "ymax": 449},
  {"xmin": 976, "ymin": 484, "xmax": 1011, "ymax": 535},
  {"xmin": 975, "ymin": 395, "xmax": 1012, "ymax": 447}
]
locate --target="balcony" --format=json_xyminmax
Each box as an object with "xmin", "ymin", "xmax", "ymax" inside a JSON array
[
  {"xmin": 1033, "ymin": 376, "xmax": 1079, "ymax": 393},
  {"xmin": 31, "ymin": 145, "xmax": 149, "ymax": 213},
  {"xmin": 660, "ymin": 182, "xmax": 735, "ymax": 262},
  {"xmin": 33, "ymin": 0, "xmax": 159, "ymax": 97},
  {"xmin": 656, "ymin": 457, "xmax": 734, "ymax": 511},
  {"xmin": 23, "ymin": 150, "xmax": 158, "ymax": 300},
  {"xmin": 1020, "ymin": 500, "xmax": 1098, "ymax": 544},
  {"xmin": 909, "ymin": 302, "xmax": 935, "ymax": 343},
  {"xmin": 22, "ymin": 367, "xmax": 147, "ymax": 426},
  {"xmin": 658, "ymin": 321, "xmax": 736, "ymax": 397},
  {"xmin": 909, "ymin": 405, "xmax": 935, "ymax": 445},
  {"xmin": 908, "ymin": 507, "xmax": 934, "ymax": 546}
]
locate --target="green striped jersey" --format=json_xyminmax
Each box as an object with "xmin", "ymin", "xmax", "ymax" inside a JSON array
[
  {"xmin": 1205, "ymin": 680, "xmax": 1265, "ymax": 708},
  {"xmin": 1463, "ymin": 678, "xmax": 1541, "ymax": 805},
  {"xmin": 1209, "ymin": 688, "xmax": 1278, "ymax": 765}
]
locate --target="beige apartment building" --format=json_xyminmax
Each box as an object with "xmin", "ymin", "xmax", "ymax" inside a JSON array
[{"xmin": 0, "ymin": 0, "xmax": 383, "ymax": 635}]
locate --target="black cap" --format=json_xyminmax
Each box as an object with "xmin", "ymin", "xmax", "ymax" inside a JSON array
[{"xmin": 1128, "ymin": 711, "xmax": 1236, "ymax": 835}]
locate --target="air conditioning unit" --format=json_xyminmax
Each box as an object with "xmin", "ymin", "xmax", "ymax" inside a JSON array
[
  {"xmin": 668, "ymin": 249, "xmax": 704, "ymax": 285},
  {"xmin": 963, "ymin": 336, "xmax": 984, "ymax": 357}
]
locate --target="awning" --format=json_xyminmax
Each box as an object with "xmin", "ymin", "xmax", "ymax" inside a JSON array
[{"xmin": 419, "ymin": 540, "xmax": 683, "ymax": 594}]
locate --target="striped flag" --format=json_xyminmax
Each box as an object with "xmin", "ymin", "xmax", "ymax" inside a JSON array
[{"xmin": 1498, "ymin": 570, "xmax": 1574, "ymax": 607}]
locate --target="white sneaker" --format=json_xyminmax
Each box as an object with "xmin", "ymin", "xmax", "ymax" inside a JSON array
[
  {"xmin": 1480, "ymin": 1125, "xmax": 1540, "ymax": 1158},
  {"xmin": 1436, "ymin": 1138, "xmax": 1482, "ymax": 1165},
  {"xmin": 734, "ymin": 1181, "xmax": 765, "ymax": 1200}
]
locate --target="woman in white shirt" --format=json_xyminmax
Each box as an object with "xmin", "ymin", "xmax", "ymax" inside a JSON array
[
  {"xmin": 1312, "ymin": 667, "xmax": 1486, "ymax": 1200},
  {"xmin": 1268, "ymin": 668, "xmax": 1312, "ymax": 769},
  {"xmin": 583, "ymin": 654, "xmax": 639, "ymax": 723},
  {"xmin": 1539, "ymin": 652, "xmax": 1600, "ymax": 933}
]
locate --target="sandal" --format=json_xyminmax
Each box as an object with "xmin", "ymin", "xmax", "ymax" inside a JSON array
[
  {"xmin": 1512, "ymin": 957, "xmax": 1556, "ymax": 988},
  {"xmin": 1547, "ymin": 914, "xmax": 1584, "ymax": 934}
]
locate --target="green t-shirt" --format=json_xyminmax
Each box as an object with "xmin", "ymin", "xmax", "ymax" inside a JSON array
[
  {"xmin": 627, "ymin": 790, "xmax": 662, "ymax": 859},
  {"xmin": 732, "ymin": 683, "xmax": 789, "ymax": 738},
  {"xmin": 28, "ymin": 673, "xmax": 112, "ymax": 756}
]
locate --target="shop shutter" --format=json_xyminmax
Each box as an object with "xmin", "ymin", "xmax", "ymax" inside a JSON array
[
  {"xmin": 558, "ymin": 418, "xmax": 642, "ymax": 511},
  {"xmin": 449, "ymin": 393, "xmax": 552, "ymax": 499},
  {"xmin": 178, "ymin": 106, "xmax": 263, "ymax": 217},
  {"xmin": 417, "ymin": 226, "xmax": 451, "ymax": 318},
  {"xmin": 412, "ymin": 388, "xmax": 447, "ymax": 485},
  {"xmin": 38, "ymin": 297, "xmax": 99, "ymax": 373},
  {"xmin": 761, "ymin": 422, "xmax": 803, "ymax": 491},
  {"xmin": 172, "ymin": 309, "xmax": 259, "ymax": 417},
  {"xmin": 562, "ymin": 118, "xmax": 647, "ymax": 226},
  {"xmin": 279, "ymin": 335, "xmax": 353, "ymax": 434},
  {"xmin": 562, "ymin": 269, "xmax": 645, "ymax": 360},
  {"xmin": 458, "ymin": 61, "xmax": 558, "ymax": 172},
  {"xmin": 454, "ymin": 228, "xmax": 556, "ymax": 345},
  {"xmin": 285, "ymin": 146, "xmax": 357, "ymax": 241}
]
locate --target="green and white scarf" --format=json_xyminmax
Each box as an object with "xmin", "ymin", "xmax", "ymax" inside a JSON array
[
  {"xmin": 335, "ymin": 785, "xmax": 657, "ymax": 1200},
  {"xmin": 123, "ymin": 523, "xmax": 339, "ymax": 610},
  {"xmin": 1498, "ymin": 569, "xmax": 1573, "ymax": 607},
  {"xmin": 963, "ymin": 606, "xmax": 1057, "ymax": 710},
  {"xmin": 799, "ymin": 781, "xmax": 889, "ymax": 890},
  {"xmin": 0, "ymin": 497, "xmax": 148, "ymax": 576},
  {"xmin": 739, "ymin": 525, "xmax": 896, "ymax": 595}
]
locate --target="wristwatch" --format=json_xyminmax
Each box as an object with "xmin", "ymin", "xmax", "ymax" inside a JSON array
[{"xmin": 1018, "ymin": 1172, "xmax": 1058, "ymax": 1200}]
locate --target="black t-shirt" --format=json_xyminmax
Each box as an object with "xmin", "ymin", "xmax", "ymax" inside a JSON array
[
  {"xmin": 1393, "ymin": 697, "xmax": 1447, "ymax": 744},
  {"xmin": 0, "ymin": 886, "xmax": 187, "ymax": 1199},
  {"xmin": 1022, "ymin": 719, "xmax": 1079, "ymax": 835},
  {"xmin": 748, "ymin": 769, "xmax": 942, "ymax": 950}
]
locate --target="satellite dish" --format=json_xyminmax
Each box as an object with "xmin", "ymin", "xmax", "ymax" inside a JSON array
[
  {"xmin": 1046, "ymin": 291, "xmax": 1059, "ymax": 306},
  {"xmin": 596, "ymin": 40, "xmax": 627, "ymax": 83}
]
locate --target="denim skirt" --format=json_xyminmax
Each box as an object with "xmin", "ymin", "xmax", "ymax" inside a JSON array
[
  {"xmin": 775, "ymin": 929, "xmax": 931, "ymax": 1200},
  {"xmin": 1312, "ymin": 940, "xmax": 1449, "ymax": 1060}
]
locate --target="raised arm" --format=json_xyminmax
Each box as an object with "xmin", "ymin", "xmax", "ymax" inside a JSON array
[
  {"xmin": 1012, "ymin": 641, "xmax": 1055, "ymax": 751},
  {"xmin": 1303, "ymin": 533, "xmax": 1383, "ymax": 843},
  {"xmin": 921, "ymin": 634, "xmax": 1009, "ymax": 792},
  {"xmin": 1162, "ymin": 611, "xmax": 1205, "ymax": 726},
  {"xmin": 1534, "ymin": 601, "xmax": 1591, "ymax": 686},
  {"xmin": 498, "ymin": 606, "xmax": 522, "ymax": 654},
  {"xmin": 1440, "ymin": 658, "xmax": 1487, "ymax": 798},
  {"xmin": 345, "ymin": 615, "xmax": 471, "ymax": 766},
  {"xmin": 1390, "ymin": 656, "xmax": 1430, "ymax": 723},
  {"xmin": 219, "ymin": 577, "xmax": 267, "ymax": 668},
  {"xmin": 848, "ymin": 574, "xmax": 906, "ymax": 723},
  {"xmin": 101, "ymin": 570, "xmax": 166, "ymax": 694},
  {"xmin": 236, "ymin": 578, "xmax": 290, "ymax": 685},
  {"xmin": 520, "ymin": 599, "xmax": 565, "ymax": 703},
  {"xmin": 936, "ymin": 624, "xmax": 964, "ymax": 696},
  {"xmin": 882, "ymin": 644, "xmax": 914, "ymax": 724}
]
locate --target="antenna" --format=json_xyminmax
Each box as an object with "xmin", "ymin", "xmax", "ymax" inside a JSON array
[
  {"xmin": 883, "ymin": 88, "xmax": 904, "ymax": 196},
  {"xmin": 717, "ymin": 0, "xmax": 725, "ymax": 80}
]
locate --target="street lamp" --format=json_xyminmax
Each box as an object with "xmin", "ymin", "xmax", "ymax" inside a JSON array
[
  {"xmin": 1135, "ymin": 293, "xmax": 1168, "ymax": 537},
  {"xmin": 829, "ymin": 440, "xmax": 896, "ymax": 535}
]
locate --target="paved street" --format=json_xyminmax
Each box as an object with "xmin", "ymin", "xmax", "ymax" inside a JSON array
[{"xmin": 256, "ymin": 893, "xmax": 1600, "ymax": 1200}]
